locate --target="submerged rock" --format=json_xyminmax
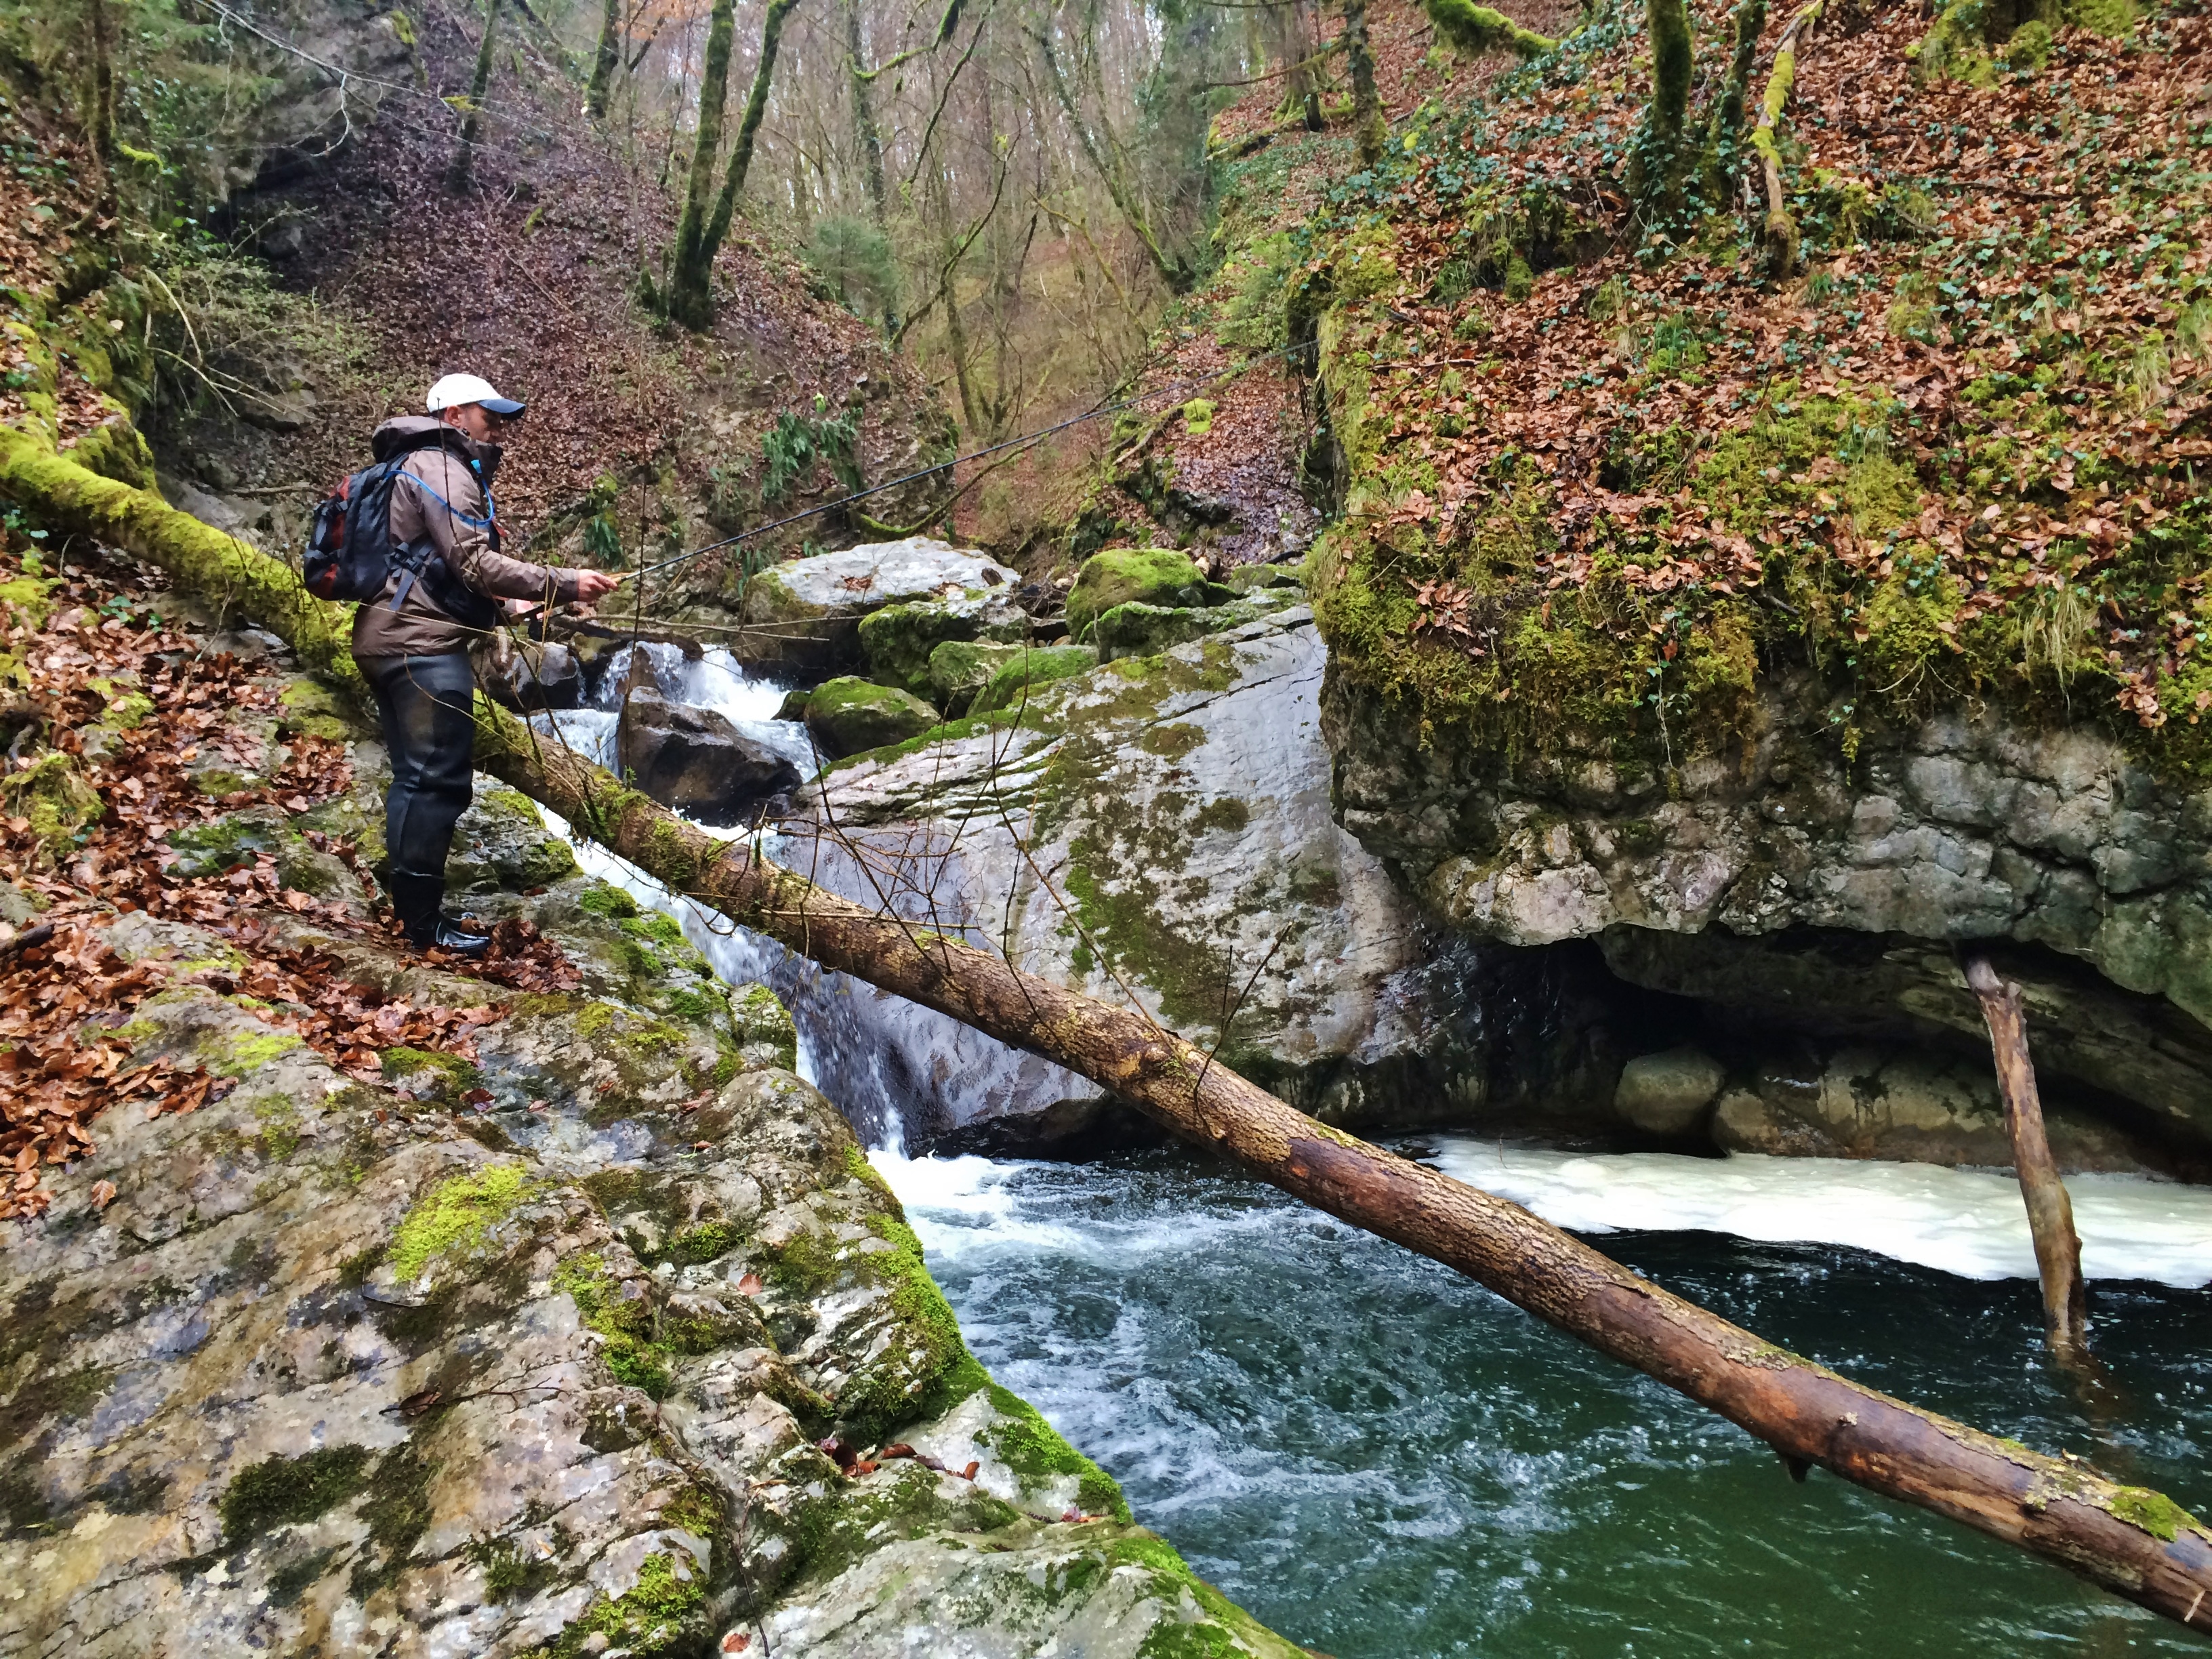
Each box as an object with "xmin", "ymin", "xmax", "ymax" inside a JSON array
[
  {"xmin": 615, "ymin": 687, "xmax": 803, "ymax": 825},
  {"xmin": 479, "ymin": 638, "xmax": 583, "ymax": 711}
]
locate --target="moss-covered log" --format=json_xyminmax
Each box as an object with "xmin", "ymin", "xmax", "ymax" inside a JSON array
[
  {"xmin": 1425, "ymin": 0, "xmax": 1556, "ymax": 60},
  {"xmin": 11, "ymin": 436, "xmax": 2212, "ymax": 1641},
  {"xmin": 1751, "ymin": 0, "xmax": 1824, "ymax": 275}
]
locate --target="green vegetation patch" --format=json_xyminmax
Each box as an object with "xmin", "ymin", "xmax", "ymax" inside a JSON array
[
  {"xmin": 981, "ymin": 1381, "xmax": 1129, "ymax": 1519},
  {"xmin": 388, "ymin": 1163, "xmax": 533, "ymax": 1283},
  {"xmin": 218, "ymin": 1445, "xmax": 372, "ymax": 1544}
]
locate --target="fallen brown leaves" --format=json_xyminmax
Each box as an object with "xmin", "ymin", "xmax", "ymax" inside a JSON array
[
  {"xmin": 0, "ymin": 544, "xmax": 580, "ymax": 1220},
  {"xmin": 0, "ymin": 924, "xmax": 236, "ymax": 1221}
]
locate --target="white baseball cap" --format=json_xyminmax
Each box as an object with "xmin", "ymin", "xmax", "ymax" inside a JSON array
[{"xmin": 426, "ymin": 372, "xmax": 526, "ymax": 417}]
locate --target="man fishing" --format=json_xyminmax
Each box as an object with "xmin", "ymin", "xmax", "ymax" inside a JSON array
[{"xmin": 350, "ymin": 373, "xmax": 621, "ymax": 957}]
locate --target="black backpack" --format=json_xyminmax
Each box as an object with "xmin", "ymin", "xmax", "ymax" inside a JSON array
[{"xmin": 304, "ymin": 428, "xmax": 497, "ymax": 630}]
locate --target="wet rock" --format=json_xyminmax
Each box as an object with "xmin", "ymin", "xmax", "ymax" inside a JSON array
[
  {"xmin": 445, "ymin": 785, "xmax": 580, "ymax": 892},
  {"xmin": 1614, "ymin": 1046, "xmax": 1725, "ymax": 1135},
  {"xmin": 479, "ymin": 639, "xmax": 583, "ymax": 711},
  {"xmin": 1091, "ymin": 588, "xmax": 1304, "ymax": 663},
  {"xmin": 856, "ymin": 592, "xmax": 1028, "ymax": 701},
  {"xmin": 802, "ymin": 677, "xmax": 938, "ymax": 758},
  {"xmin": 615, "ymin": 688, "xmax": 803, "ymax": 825},
  {"xmin": 723, "ymin": 537, "xmax": 1020, "ymax": 672},
  {"xmin": 1064, "ymin": 547, "xmax": 1227, "ymax": 640},
  {"xmin": 777, "ymin": 607, "xmax": 1607, "ymax": 1149}
]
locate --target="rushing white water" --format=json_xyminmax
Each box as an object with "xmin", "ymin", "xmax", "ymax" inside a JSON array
[
  {"xmin": 878, "ymin": 1141, "xmax": 2212, "ymax": 1288},
  {"xmin": 1435, "ymin": 1143, "xmax": 2212, "ymax": 1288},
  {"xmin": 530, "ymin": 641, "xmax": 818, "ymax": 775}
]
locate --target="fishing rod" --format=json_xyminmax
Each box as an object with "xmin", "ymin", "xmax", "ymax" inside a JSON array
[{"xmin": 605, "ymin": 335, "xmax": 1317, "ymax": 586}]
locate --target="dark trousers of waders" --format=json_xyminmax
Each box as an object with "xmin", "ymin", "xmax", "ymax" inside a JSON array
[{"xmin": 367, "ymin": 653, "xmax": 477, "ymax": 942}]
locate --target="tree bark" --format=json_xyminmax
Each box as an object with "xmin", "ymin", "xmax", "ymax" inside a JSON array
[
  {"xmin": 1964, "ymin": 954, "xmax": 2091, "ymax": 1366},
  {"xmin": 586, "ymin": 0, "xmax": 623, "ymax": 118},
  {"xmin": 1033, "ymin": 23, "xmax": 1191, "ymax": 292},
  {"xmin": 87, "ymin": 0, "xmax": 118, "ymax": 205},
  {"xmin": 7, "ymin": 432, "xmax": 2212, "ymax": 1640},
  {"xmin": 449, "ymin": 0, "xmax": 501, "ymax": 193},
  {"xmin": 668, "ymin": 0, "xmax": 740, "ymax": 329},
  {"xmin": 846, "ymin": 0, "xmax": 890, "ymax": 227},
  {"xmin": 699, "ymin": 0, "xmax": 802, "ymax": 283},
  {"xmin": 1343, "ymin": 0, "xmax": 1384, "ymax": 167}
]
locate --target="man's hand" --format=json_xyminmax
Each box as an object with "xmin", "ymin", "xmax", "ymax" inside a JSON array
[{"xmin": 571, "ymin": 570, "xmax": 623, "ymax": 602}]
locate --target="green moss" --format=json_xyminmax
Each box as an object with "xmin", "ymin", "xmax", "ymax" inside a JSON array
[
  {"xmin": 379, "ymin": 1046, "xmax": 481, "ymax": 1103},
  {"xmin": 2109, "ymin": 1485, "xmax": 2200, "ymax": 1543},
  {"xmin": 842, "ymin": 1141, "xmax": 903, "ymax": 1216},
  {"xmin": 556, "ymin": 1251, "xmax": 675, "ymax": 1399},
  {"xmin": 1066, "ymin": 550, "xmax": 1214, "ymax": 640},
  {"xmin": 219, "ymin": 1446, "xmax": 371, "ymax": 1544},
  {"xmin": 804, "ymin": 676, "xmax": 941, "ymax": 756},
  {"xmin": 980, "ymin": 1382, "xmax": 1130, "ymax": 1520},
  {"xmin": 577, "ymin": 882, "xmax": 640, "ymax": 919},
  {"xmin": 388, "ymin": 1164, "xmax": 533, "ymax": 1283},
  {"xmin": 350, "ymin": 1443, "xmax": 436, "ymax": 1599},
  {"xmin": 859, "ymin": 599, "xmax": 1025, "ymax": 699},
  {"xmin": 1140, "ymin": 722, "xmax": 1206, "ymax": 761},
  {"xmin": 731, "ymin": 981, "xmax": 798, "ymax": 1069},
  {"xmin": 971, "ymin": 647, "xmax": 1102, "ymax": 715},
  {"xmin": 207, "ymin": 1031, "xmax": 304, "ymax": 1078},
  {"xmin": 670, "ymin": 1219, "xmax": 745, "ymax": 1263},
  {"xmin": 555, "ymin": 1551, "xmax": 710, "ymax": 1657},
  {"xmin": 0, "ymin": 752, "xmax": 102, "ymax": 855}
]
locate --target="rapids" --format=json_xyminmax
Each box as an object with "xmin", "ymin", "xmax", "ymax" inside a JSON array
[{"xmin": 535, "ymin": 666, "xmax": 2212, "ymax": 1656}]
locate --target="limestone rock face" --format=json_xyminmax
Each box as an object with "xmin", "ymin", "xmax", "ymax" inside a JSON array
[
  {"xmin": 1092, "ymin": 588, "xmax": 1305, "ymax": 663},
  {"xmin": 775, "ymin": 607, "xmax": 1614, "ymax": 1151},
  {"xmin": 802, "ymin": 678, "xmax": 939, "ymax": 758},
  {"xmin": 615, "ymin": 687, "xmax": 803, "ymax": 825},
  {"xmin": 1614, "ymin": 1047, "xmax": 1725, "ymax": 1135},
  {"xmin": 1324, "ymin": 664, "xmax": 2212, "ymax": 1141},
  {"xmin": 732, "ymin": 538, "xmax": 1020, "ymax": 672}
]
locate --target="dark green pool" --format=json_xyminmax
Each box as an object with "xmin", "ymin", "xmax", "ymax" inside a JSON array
[{"xmin": 883, "ymin": 1144, "xmax": 2212, "ymax": 1659}]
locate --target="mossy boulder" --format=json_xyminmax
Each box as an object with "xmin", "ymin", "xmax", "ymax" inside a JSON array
[
  {"xmin": 857, "ymin": 594, "xmax": 1027, "ymax": 700},
  {"xmin": 803, "ymin": 677, "xmax": 941, "ymax": 758},
  {"xmin": 0, "ymin": 752, "xmax": 102, "ymax": 857},
  {"xmin": 926, "ymin": 639, "xmax": 1027, "ymax": 718},
  {"xmin": 1064, "ymin": 548, "xmax": 1225, "ymax": 641},
  {"xmin": 445, "ymin": 786, "xmax": 579, "ymax": 893},
  {"xmin": 1090, "ymin": 589, "xmax": 1305, "ymax": 663},
  {"xmin": 969, "ymin": 647, "xmax": 1101, "ymax": 715}
]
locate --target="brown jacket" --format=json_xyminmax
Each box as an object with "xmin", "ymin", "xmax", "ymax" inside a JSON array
[{"xmin": 351, "ymin": 415, "xmax": 581, "ymax": 663}]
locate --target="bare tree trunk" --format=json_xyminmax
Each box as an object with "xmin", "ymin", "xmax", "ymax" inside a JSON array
[
  {"xmin": 586, "ymin": 0, "xmax": 623, "ymax": 118},
  {"xmin": 87, "ymin": 0, "xmax": 117, "ymax": 208},
  {"xmin": 1963, "ymin": 955, "xmax": 2091, "ymax": 1366},
  {"xmin": 9, "ymin": 432, "xmax": 2212, "ymax": 1640},
  {"xmin": 1343, "ymin": 0, "xmax": 1383, "ymax": 166},
  {"xmin": 449, "ymin": 0, "xmax": 501, "ymax": 193},
  {"xmin": 667, "ymin": 0, "xmax": 739, "ymax": 328}
]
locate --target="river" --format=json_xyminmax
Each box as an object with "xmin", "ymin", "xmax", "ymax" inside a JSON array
[{"xmin": 539, "ymin": 652, "xmax": 2212, "ymax": 1657}]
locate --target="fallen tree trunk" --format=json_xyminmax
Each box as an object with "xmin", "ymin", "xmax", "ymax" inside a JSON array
[
  {"xmin": 8, "ymin": 430, "xmax": 2212, "ymax": 1639},
  {"xmin": 1965, "ymin": 954, "xmax": 2092, "ymax": 1366}
]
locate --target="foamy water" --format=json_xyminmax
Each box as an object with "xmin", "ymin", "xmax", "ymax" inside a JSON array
[{"xmin": 529, "ymin": 641, "xmax": 817, "ymax": 775}]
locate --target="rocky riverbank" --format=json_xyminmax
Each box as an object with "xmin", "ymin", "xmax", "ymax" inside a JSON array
[{"xmin": 0, "ymin": 568, "xmax": 1302, "ymax": 1659}]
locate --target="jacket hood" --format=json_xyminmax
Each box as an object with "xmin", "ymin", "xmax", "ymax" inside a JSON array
[{"xmin": 370, "ymin": 415, "xmax": 503, "ymax": 483}]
